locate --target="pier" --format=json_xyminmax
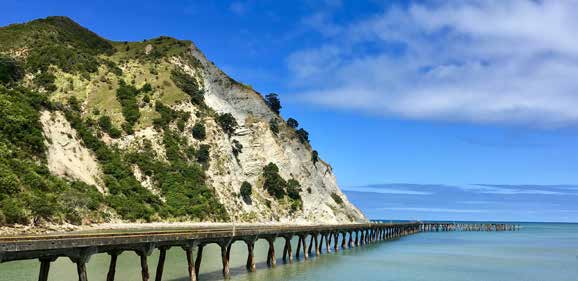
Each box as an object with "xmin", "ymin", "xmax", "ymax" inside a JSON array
[{"xmin": 0, "ymin": 222, "xmax": 516, "ymax": 281}]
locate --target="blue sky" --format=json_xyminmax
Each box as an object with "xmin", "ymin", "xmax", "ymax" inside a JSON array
[{"xmin": 3, "ymin": 0, "xmax": 578, "ymax": 222}]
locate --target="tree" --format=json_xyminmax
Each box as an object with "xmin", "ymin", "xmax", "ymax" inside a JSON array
[
  {"xmin": 287, "ymin": 179, "xmax": 301, "ymax": 200},
  {"xmin": 262, "ymin": 162, "xmax": 287, "ymax": 199},
  {"xmin": 286, "ymin": 118, "xmax": 299, "ymax": 129},
  {"xmin": 296, "ymin": 128, "xmax": 309, "ymax": 144},
  {"xmin": 265, "ymin": 93, "xmax": 281, "ymax": 114},
  {"xmin": 311, "ymin": 150, "xmax": 319, "ymax": 164},
  {"xmin": 240, "ymin": 181, "xmax": 252, "ymax": 201},
  {"xmin": 216, "ymin": 113, "xmax": 237, "ymax": 136},
  {"xmin": 192, "ymin": 123, "xmax": 206, "ymax": 140},
  {"xmin": 331, "ymin": 193, "xmax": 343, "ymax": 205}
]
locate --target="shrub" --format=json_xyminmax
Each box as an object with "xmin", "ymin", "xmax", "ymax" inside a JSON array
[
  {"xmin": 262, "ymin": 163, "xmax": 286, "ymax": 199},
  {"xmin": 171, "ymin": 68, "xmax": 204, "ymax": 105},
  {"xmin": 287, "ymin": 179, "xmax": 301, "ymax": 200},
  {"xmin": 216, "ymin": 113, "xmax": 237, "ymax": 136},
  {"xmin": 311, "ymin": 150, "xmax": 319, "ymax": 164},
  {"xmin": 196, "ymin": 144, "xmax": 210, "ymax": 164},
  {"xmin": 232, "ymin": 139, "xmax": 243, "ymax": 159},
  {"xmin": 98, "ymin": 115, "xmax": 122, "ymax": 138},
  {"xmin": 287, "ymin": 118, "xmax": 299, "ymax": 129},
  {"xmin": 269, "ymin": 119, "xmax": 279, "ymax": 135},
  {"xmin": 1, "ymin": 198, "xmax": 28, "ymax": 224},
  {"xmin": 141, "ymin": 83, "xmax": 153, "ymax": 93},
  {"xmin": 296, "ymin": 128, "xmax": 309, "ymax": 144},
  {"xmin": 240, "ymin": 181, "xmax": 252, "ymax": 200},
  {"xmin": 331, "ymin": 193, "xmax": 344, "ymax": 205},
  {"xmin": 116, "ymin": 81, "xmax": 141, "ymax": 132},
  {"xmin": 0, "ymin": 56, "xmax": 23, "ymax": 85},
  {"xmin": 33, "ymin": 71, "xmax": 57, "ymax": 92},
  {"xmin": 265, "ymin": 93, "xmax": 281, "ymax": 114},
  {"xmin": 192, "ymin": 123, "xmax": 206, "ymax": 140}
]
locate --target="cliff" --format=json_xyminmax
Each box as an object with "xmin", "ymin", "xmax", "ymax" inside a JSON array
[{"xmin": 0, "ymin": 16, "xmax": 366, "ymax": 229}]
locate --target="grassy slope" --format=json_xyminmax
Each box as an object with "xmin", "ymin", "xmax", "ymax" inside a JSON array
[{"xmin": 0, "ymin": 16, "xmax": 229, "ymax": 226}]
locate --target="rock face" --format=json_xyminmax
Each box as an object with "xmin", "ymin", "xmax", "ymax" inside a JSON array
[
  {"xmin": 168, "ymin": 44, "xmax": 366, "ymax": 223},
  {"xmin": 1, "ymin": 16, "xmax": 367, "ymax": 226}
]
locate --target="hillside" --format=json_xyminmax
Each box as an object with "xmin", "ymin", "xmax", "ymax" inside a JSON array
[{"xmin": 0, "ymin": 16, "xmax": 366, "ymax": 231}]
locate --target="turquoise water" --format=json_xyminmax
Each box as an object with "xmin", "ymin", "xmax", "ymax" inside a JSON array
[{"xmin": 1, "ymin": 222, "xmax": 577, "ymax": 281}]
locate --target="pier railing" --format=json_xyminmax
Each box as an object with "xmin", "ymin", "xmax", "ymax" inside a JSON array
[{"xmin": 0, "ymin": 221, "xmax": 516, "ymax": 281}]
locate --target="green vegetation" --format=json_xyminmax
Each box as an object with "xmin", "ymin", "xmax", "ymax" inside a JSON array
[
  {"xmin": 0, "ymin": 86, "xmax": 105, "ymax": 225},
  {"xmin": 269, "ymin": 119, "xmax": 279, "ymax": 135},
  {"xmin": 0, "ymin": 16, "xmax": 114, "ymax": 79},
  {"xmin": 287, "ymin": 118, "xmax": 299, "ymax": 129},
  {"xmin": 240, "ymin": 181, "xmax": 252, "ymax": 201},
  {"xmin": 331, "ymin": 193, "xmax": 344, "ymax": 205},
  {"xmin": 232, "ymin": 139, "xmax": 243, "ymax": 160},
  {"xmin": 296, "ymin": 128, "xmax": 309, "ymax": 144},
  {"xmin": 265, "ymin": 93, "xmax": 281, "ymax": 114},
  {"xmin": 192, "ymin": 123, "xmax": 206, "ymax": 140},
  {"xmin": 216, "ymin": 113, "xmax": 238, "ymax": 136},
  {"xmin": 311, "ymin": 150, "xmax": 319, "ymax": 164},
  {"xmin": 171, "ymin": 68, "xmax": 204, "ymax": 105},
  {"xmin": 0, "ymin": 56, "xmax": 22, "ymax": 85},
  {"xmin": 287, "ymin": 179, "xmax": 301, "ymax": 201},
  {"xmin": 262, "ymin": 163, "xmax": 286, "ymax": 199},
  {"xmin": 98, "ymin": 115, "xmax": 122, "ymax": 138},
  {"xmin": 261, "ymin": 163, "xmax": 303, "ymax": 208},
  {"xmin": 116, "ymin": 81, "xmax": 141, "ymax": 132},
  {"xmin": 196, "ymin": 144, "xmax": 210, "ymax": 165}
]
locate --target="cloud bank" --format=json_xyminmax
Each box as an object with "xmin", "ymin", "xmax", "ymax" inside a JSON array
[{"xmin": 289, "ymin": 0, "xmax": 578, "ymax": 127}]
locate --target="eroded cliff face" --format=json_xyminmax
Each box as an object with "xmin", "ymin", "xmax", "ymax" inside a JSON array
[{"xmin": 1, "ymin": 16, "xmax": 366, "ymax": 226}]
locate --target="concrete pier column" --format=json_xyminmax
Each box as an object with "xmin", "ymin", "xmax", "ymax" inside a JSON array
[
  {"xmin": 219, "ymin": 242, "xmax": 231, "ymax": 279},
  {"xmin": 325, "ymin": 233, "xmax": 332, "ymax": 253},
  {"xmin": 296, "ymin": 235, "xmax": 303, "ymax": 259},
  {"xmin": 139, "ymin": 252, "xmax": 150, "ymax": 281},
  {"xmin": 69, "ymin": 248, "xmax": 96, "ymax": 281},
  {"xmin": 155, "ymin": 247, "xmax": 169, "ymax": 281},
  {"xmin": 106, "ymin": 251, "xmax": 121, "ymax": 281},
  {"xmin": 314, "ymin": 234, "xmax": 320, "ymax": 256},
  {"xmin": 307, "ymin": 235, "xmax": 314, "ymax": 256},
  {"xmin": 245, "ymin": 240, "xmax": 256, "ymax": 272},
  {"xmin": 355, "ymin": 230, "xmax": 360, "ymax": 246},
  {"xmin": 341, "ymin": 232, "xmax": 347, "ymax": 249},
  {"xmin": 333, "ymin": 233, "xmax": 339, "ymax": 252},
  {"xmin": 195, "ymin": 244, "xmax": 204, "ymax": 280},
  {"xmin": 38, "ymin": 257, "xmax": 56, "ymax": 281},
  {"xmin": 282, "ymin": 236, "xmax": 293, "ymax": 263},
  {"xmin": 302, "ymin": 235, "xmax": 309, "ymax": 259},
  {"xmin": 348, "ymin": 231, "xmax": 354, "ymax": 248},
  {"xmin": 183, "ymin": 246, "xmax": 197, "ymax": 281},
  {"xmin": 266, "ymin": 237, "xmax": 276, "ymax": 267}
]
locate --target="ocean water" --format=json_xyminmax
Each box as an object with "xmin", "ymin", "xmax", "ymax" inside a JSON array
[{"xmin": 1, "ymin": 222, "xmax": 577, "ymax": 281}]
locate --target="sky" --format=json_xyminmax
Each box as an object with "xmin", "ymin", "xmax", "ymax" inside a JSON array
[{"xmin": 2, "ymin": 0, "xmax": 578, "ymax": 222}]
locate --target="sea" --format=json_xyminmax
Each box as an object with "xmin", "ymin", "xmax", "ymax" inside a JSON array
[{"xmin": 1, "ymin": 222, "xmax": 577, "ymax": 281}]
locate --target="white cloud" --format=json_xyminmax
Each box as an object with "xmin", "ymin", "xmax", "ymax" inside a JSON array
[{"xmin": 288, "ymin": 0, "xmax": 578, "ymax": 127}]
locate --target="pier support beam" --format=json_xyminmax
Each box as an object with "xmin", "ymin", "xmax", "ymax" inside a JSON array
[
  {"xmin": 38, "ymin": 257, "xmax": 56, "ymax": 281},
  {"xmin": 325, "ymin": 233, "xmax": 331, "ymax": 253},
  {"xmin": 333, "ymin": 233, "xmax": 339, "ymax": 252},
  {"xmin": 219, "ymin": 241, "xmax": 232, "ymax": 279},
  {"xmin": 184, "ymin": 246, "xmax": 197, "ymax": 281},
  {"xmin": 245, "ymin": 239, "xmax": 256, "ymax": 272},
  {"xmin": 194, "ymin": 244, "xmax": 204, "ymax": 280},
  {"xmin": 69, "ymin": 247, "xmax": 96, "ymax": 281},
  {"xmin": 266, "ymin": 237, "xmax": 276, "ymax": 267},
  {"xmin": 282, "ymin": 236, "xmax": 293, "ymax": 264},
  {"xmin": 155, "ymin": 247, "xmax": 169, "ymax": 281},
  {"xmin": 106, "ymin": 251, "xmax": 121, "ymax": 281}
]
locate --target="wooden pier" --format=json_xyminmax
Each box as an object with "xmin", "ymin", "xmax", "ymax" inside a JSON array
[{"xmin": 0, "ymin": 222, "xmax": 517, "ymax": 281}]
